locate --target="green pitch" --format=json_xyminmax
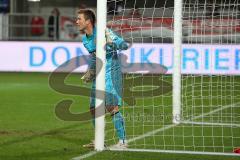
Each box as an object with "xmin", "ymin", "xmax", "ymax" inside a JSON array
[{"xmin": 0, "ymin": 72, "xmax": 239, "ymax": 160}]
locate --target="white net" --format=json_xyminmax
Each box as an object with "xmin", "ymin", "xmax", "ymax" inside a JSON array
[
  {"xmin": 104, "ymin": 0, "xmax": 240, "ymax": 155},
  {"xmin": 180, "ymin": 0, "xmax": 240, "ymax": 154}
]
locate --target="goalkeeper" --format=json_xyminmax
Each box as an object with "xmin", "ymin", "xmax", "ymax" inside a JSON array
[{"xmin": 76, "ymin": 9, "xmax": 128, "ymax": 148}]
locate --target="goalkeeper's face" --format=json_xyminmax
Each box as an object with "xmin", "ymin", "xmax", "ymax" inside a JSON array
[{"xmin": 76, "ymin": 14, "xmax": 89, "ymax": 32}]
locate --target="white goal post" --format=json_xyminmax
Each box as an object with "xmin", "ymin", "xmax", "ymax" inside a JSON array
[
  {"xmin": 95, "ymin": 0, "xmax": 107, "ymax": 151},
  {"xmin": 173, "ymin": 0, "xmax": 182, "ymax": 124}
]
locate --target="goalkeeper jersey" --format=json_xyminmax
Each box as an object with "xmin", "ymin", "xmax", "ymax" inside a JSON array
[
  {"xmin": 82, "ymin": 27, "xmax": 128, "ymax": 107},
  {"xmin": 82, "ymin": 27, "xmax": 127, "ymax": 70}
]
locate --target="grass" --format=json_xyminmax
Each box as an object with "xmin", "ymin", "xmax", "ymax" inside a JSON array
[{"xmin": 0, "ymin": 72, "xmax": 239, "ymax": 160}]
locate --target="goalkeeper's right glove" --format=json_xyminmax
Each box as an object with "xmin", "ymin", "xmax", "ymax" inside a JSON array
[
  {"xmin": 81, "ymin": 69, "xmax": 96, "ymax": 83},
  {"xmin": 105, "ymin": 28, "xmax": 115, "ymax": 44}
]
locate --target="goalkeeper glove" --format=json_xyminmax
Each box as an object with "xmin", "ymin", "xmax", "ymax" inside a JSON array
[
  {"xmin": 105, "ymin": 28, "xmax": 114, "ymax": 44},
  {"xmin": 81, "ymin": 69, "xmax": 95, "ymax": 83}
]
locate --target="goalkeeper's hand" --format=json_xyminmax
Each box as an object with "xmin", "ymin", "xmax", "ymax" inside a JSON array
[
  {"xmin": 81, "ymin": 69, "xmax": 95, "ymax": 83},
  {"xmin": 105, "ymin": 28, "xmax": 114, "ymax": 44}
]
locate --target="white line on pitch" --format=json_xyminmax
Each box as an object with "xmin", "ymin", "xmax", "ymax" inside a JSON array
[
  {"xmin": 72, "ymin": 151, "xmax": 98, "ymax": 160},
  {"xmin": 181, "ymin": 121, "xmax": 240, "ymax": 127}
]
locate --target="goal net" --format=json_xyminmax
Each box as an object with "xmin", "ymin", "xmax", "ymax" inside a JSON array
[{"xmin": 103, "ymin": 0, "xmax": 240, "ymax": 156}]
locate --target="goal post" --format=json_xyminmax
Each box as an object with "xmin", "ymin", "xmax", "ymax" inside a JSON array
[
  {"xmin": 95, "ymin": 0, "xmax": 107, "ymax": 151},
  {"xmin": 173, "ymin": 0, "xmax": 182, "ymax": 124}
]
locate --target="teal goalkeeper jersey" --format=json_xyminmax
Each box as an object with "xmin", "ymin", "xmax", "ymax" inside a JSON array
[
  {"xmin": 82, "ymin": 27, "xmax": 128, "ymax": 107},
  {"xmin": 82, "ymin": 27, "xmax": 128, "ymax": 70}
]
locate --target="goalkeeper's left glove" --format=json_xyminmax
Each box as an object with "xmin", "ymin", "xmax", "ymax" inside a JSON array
[{"xmin": 81, "ymin": 69, "xmax": 95, "ymax": 83}]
